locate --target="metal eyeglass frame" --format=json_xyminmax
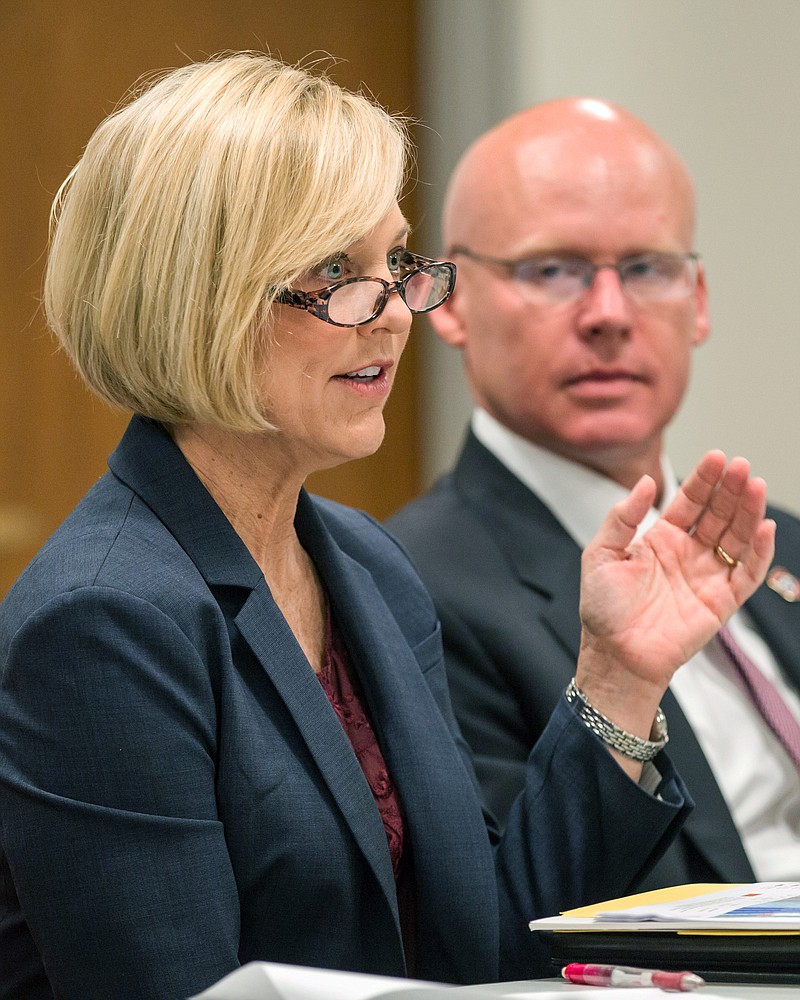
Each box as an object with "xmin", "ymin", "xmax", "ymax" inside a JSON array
[{"xmin": 449, "ymin": 245, "xmax": 700, "ymax": 300}]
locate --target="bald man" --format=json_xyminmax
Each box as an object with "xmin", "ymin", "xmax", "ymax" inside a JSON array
[{"xmin": 389, "ymin": 99, "xmax": 800, "ymax": 887}]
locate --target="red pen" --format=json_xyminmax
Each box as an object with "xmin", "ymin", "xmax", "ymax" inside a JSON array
[{"xmin": 562, "ymin": 962, "xmax": 705, "ymax": 992}]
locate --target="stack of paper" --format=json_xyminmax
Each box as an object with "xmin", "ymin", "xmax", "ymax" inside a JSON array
[
  {"xmin": 528, "ymin": 881, "xmax": 800, "ymax": 933},
  {"xmin": 526, "ymin": 883, "xmax": 800, "ymax": 988}
]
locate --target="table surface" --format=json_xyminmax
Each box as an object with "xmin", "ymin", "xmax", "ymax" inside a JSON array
[{"xmin": 461, "ymin": 979, "xmax": 800, "ymax": 998}]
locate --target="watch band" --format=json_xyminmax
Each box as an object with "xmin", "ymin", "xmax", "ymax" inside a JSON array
[{"xmin": 565, "ymin": 677, "xmax": 669, "ymax": 762}]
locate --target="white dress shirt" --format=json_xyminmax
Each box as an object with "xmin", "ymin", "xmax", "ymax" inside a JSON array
[{"xmin": 473, "ymin": 407, "xmax": 800, "ymax": 879}]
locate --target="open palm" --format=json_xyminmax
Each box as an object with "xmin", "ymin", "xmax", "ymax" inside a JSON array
[{"xmin": 579, "ymin": 451, "xmax": 775, "ymax": 693}]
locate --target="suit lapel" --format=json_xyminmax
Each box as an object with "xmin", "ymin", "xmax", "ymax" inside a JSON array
[
  {"xmin": 234, "ymin": 580, "xmax": 399, "ymax": 925},
  {"xmin": 454, "ymin": 431, "xmax": 583, "ymax": 659},
  {"xmin": 745, "ymin": 581, "xmax": 800, "ymax": 694}
]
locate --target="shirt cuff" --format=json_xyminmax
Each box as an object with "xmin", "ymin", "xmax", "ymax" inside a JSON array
[{"xmin": 639, "ymin": 759, "xmax": 662, "ymax": 795}]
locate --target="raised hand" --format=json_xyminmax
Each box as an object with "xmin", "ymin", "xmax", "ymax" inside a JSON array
[{"xmin": 575, "ymin": 451, "xmax": 775, "ymax": 764}]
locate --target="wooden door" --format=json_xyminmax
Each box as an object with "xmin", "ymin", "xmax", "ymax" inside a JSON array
[{"xmin": 0, "ymin": 0, "xmax": 422, "ymax": 595}]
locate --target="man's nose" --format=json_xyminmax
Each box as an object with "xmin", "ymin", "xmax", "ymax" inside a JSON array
[{"xmin": 576, "ymin": 265, "xmax": 634, "ymax": 337}]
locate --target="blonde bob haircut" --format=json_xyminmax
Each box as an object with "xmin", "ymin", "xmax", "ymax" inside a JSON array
[{"xmin": 44, "ymin": 52, "xmax": 411, "ymax": 430}]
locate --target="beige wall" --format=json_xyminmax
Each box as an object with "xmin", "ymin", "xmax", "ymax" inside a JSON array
[{"xmin": 417, "ymin": 0, "xmax": 800, "ymax": 516}]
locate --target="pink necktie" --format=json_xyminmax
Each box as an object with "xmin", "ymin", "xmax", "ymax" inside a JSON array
[{"xmin": 717, "ymin": 624, "xmax": 800, "ymax": 772}]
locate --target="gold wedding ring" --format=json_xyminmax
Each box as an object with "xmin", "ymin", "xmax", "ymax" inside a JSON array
[{"xmin": 714, "ymin": 544, "xmax": 739, "ymax": 569}]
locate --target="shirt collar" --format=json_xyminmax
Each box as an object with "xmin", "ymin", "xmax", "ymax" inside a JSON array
[{"xmin": 471, "ymin": 407, "xmax": 676, "ymax": 549}]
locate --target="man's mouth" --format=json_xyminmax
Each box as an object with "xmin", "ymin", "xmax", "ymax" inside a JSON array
[
  {"xmin": 570, "ymin": 370, "xmax": 636, "ymax": 382},
  {"xmin": 566, "ymin": 370, "xmax": 643, "ymax": 386}
]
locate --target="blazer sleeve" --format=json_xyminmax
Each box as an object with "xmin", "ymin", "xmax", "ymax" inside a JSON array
[
  {"xmin": 418, "ymin": 638, "xmax": 692, "ymax": 979},
  {"xmin": 493, "ymin": 696, "xmax": 691, "ymax": 979},
  {"xmin": 0, "ymin": 586, "xmax": 241, "ymax": 1000},
  {"xmin": 384, "ymin": 535, "xmax": 693, "ymax": 979}
]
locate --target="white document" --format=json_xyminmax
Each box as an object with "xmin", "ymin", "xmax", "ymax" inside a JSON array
[{"xmin": 189, "ymin": 962, "xmax": 445, "ymax": 1000}]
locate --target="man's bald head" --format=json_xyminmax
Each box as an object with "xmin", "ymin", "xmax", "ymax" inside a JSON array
[{"xmin": 442, "ymin": 98, "xmax": 696, "ymax": 256}]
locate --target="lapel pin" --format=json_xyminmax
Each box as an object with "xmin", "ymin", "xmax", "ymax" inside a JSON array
[{"xmin": 766, "ymin": 566, "xmax": 800, "ymax": 603}]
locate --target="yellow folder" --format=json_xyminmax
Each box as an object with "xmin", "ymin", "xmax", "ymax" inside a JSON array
[{"xmin": 561, "ymin": 883, "xmax": 800, "ymax": 936}]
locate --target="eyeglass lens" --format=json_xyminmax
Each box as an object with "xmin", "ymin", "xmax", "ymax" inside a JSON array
[
  {"xmin": 513, "ymin": 253, "xmax": 697, "ymax": 303},
  {"xmin": 327, "ymin": 265, "xmax": 453, "ymax": 325}
]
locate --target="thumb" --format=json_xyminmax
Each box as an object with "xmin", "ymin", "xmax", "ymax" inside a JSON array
[{"xmin": 591, "ymin": 475, "xmax": 658, "ymax": 556}]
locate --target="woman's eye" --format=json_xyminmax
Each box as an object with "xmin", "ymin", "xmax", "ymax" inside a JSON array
[
  {"xmin": 388, "ymin": 248, "xmax": 412, "ymax": 275},
  {"xmin": 319, "ymin": 258, "xmax": 347, "ymax": 283}
]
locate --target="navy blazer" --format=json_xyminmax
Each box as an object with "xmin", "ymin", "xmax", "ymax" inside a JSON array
[
  {"xmin": 0, "ymin": 417, "xmax": 690, "ymax": 1000},
  {"xmin": 389, "ymin": 429, "xmax": 800, "ymax": 888}
]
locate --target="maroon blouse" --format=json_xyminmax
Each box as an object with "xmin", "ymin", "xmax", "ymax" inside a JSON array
[
  {"xmin": 317, "ymin": 602, "xmax": 416, "ymax": 973},
  {"xmin": 317, "ymin": 607, "xmax": 405, "ymax": 876}
]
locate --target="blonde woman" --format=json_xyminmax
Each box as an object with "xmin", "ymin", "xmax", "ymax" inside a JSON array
[{"xmin": 0, "ymin": 52, "xmax": 774, "ymax": 1000}]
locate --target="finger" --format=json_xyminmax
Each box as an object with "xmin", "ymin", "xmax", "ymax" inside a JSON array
[
  {"xmin": 753, "ymin": 518, "xmax": 777, "ymax": 573},
  {"xmin": 690, "ymin": 457, "xmax": 754, "ymax": 549},
  {"xmin": 716, "ymin": 486, "xmax": 773, "ymax": 592},
  {"xmin": 712, "ymin": 476, "xmax": 768, "ymax": 562},
  {"xmin": 590, "ymin": 474, "xmax": 657, "ymax": 555},
  {"xmin": 662, "ymin": 450, "xmax": 727, "ymax": 533},
  {"xmin": 724, "ymin": 516, "xmax": 776, "ymax": 605}
]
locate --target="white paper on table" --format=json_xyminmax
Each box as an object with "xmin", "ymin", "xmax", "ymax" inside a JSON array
[{"xmin": 190, "ymin": 962, "xmax": 469, "ymax": 1000}]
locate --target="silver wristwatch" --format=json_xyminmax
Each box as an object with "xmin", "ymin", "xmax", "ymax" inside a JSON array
[{"xmin": 565, "ymin": 677, "xmax": 669, "ymax": 762}]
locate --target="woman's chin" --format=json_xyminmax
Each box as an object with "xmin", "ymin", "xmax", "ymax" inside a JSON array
[{"xmin": 315, "ymin": 419, "xmax": 386, "ymax": 470}]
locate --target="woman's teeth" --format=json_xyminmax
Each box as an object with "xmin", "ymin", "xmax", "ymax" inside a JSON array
[{"xmin": 345, "ymin": 366, "xmax": 381, "ymax": 381}]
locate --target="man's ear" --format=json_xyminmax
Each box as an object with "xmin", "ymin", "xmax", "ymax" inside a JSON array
[
  {"xmin": 427, "ymin": 291, "xmax": 467, "ymax": 348},
  {"xmin": 692, "ymin": 262, "xmax": 711, "ymax": 347}
]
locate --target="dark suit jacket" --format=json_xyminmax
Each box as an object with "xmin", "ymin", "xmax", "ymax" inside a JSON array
[
  {"xmin": 0, "ymin": 416, "xmax": 689, "ymax": 1000},
  {"xmin": 389, "ymin": 429, "xmax": 800, "ymax": 889}
]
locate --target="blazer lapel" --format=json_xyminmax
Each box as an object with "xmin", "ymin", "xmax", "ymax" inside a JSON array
[
  {"xmin": 234, "ymin": 581, "xmax": 399, "ymax": 926},
  {"xmin": 746, "ymin": 579, "xmax": 800, "ymax": 694},
  {"xmin": 454, "ymin": 431, "xmax": 583, "ymax": 659}
]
